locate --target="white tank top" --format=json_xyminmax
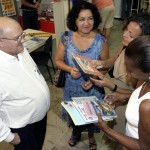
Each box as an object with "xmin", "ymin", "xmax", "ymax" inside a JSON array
[{"xmin": 125, "ymin": 84, "xmax": 150, "ymax": 139}]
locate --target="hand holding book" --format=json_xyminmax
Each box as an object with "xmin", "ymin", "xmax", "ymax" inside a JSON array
[
  {"xmin": 94, "ymin": 112, "xmax": 109, "ymax": 132},
  {"xmin": 70, "ymin": 67, "xmax": 81, "ymax": 79},
  {"xmin": 73, "ymin": 54, "xmax": 103, "ymax": 80},
  {"xmin": 92, "ymin": 60, "xmax": 105, "ymax": 69},
  {"xmin": 90, "ymin": 76, "xmax": 115, "ymax": 90},
  {"xmin": 82, "ymin": 100, "xmax": 97, "ymax": 117}
]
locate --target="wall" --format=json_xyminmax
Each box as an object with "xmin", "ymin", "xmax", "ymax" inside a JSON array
[{"xmin": 0, "ymin": 0, "xmax": 19, "ymax": 21}]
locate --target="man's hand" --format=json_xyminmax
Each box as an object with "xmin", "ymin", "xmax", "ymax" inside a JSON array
[{"xmin": 10, "ymin": 133, "xmax": 21, "ymax": 145}]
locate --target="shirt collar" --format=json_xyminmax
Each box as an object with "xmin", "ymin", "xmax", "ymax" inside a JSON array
[{"xmin": 0, "ymin": 49, "xmax": 24, "ymax": 62}]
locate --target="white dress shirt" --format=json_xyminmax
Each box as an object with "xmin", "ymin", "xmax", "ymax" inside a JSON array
[{"xmin": 0, "ymin": 48, "xmax": 50, "ymax": 142}]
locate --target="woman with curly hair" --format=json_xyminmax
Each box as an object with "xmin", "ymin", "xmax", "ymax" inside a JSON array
[{"xmin": 55, "ymin": 1, "xmax": 109, "ymax": 149}]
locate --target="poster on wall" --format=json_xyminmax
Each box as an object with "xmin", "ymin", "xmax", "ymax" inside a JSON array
[{"xmin": 1, "ymin": 0, "xmax": 16, "ymax": 16}]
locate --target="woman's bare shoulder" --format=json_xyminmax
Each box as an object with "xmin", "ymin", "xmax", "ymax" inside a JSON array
[{"xmin": 140, "ymin": 98, "xmax": 150, "ymax": 114}]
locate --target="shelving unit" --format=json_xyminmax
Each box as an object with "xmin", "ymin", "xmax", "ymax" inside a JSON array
[
  {"xmin": 16, "ymin": 0, "xmax": 93, "ymax": 47},
  {"xmin": 38, "ymin": 1, "xmax": 70, "ymax": 47},
  {"xmin": 130, "ymin": 0, "xmax": 150, "ymax": 15},
  {"xmin": 130, "ymin": 0, "xmax": 140, "ymax": 16}
]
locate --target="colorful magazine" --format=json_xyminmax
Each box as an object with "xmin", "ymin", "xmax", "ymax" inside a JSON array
[
  {"xmin": 82, "ymin": 100, "xmax": 97, "ymax": 117},
  {"xmin": 61, "ymin": 96, "xmax": 117, "ymax": 126},
  {"xmin": 72, "ymin": 54, "xmax": 101, "ymax": 80}
]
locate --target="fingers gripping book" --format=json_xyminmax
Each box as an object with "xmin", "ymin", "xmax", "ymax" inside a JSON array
[{"xmin": 72, "ymin": 54, "xmax": 101, "ymax": 80}]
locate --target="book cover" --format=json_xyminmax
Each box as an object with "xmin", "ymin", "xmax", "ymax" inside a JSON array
[
  {"xmin": 82, "ymin": 100, "xmax": 97, "ymax": 117},
  {"xmin": 97, "ymin": 101, "xmax": 117, "ymax": 118},
  {"xmin": 61, "ymin": 101, "xmax": 96, "ymax": 125},
  {"xmin": 72, "ymin": 54, "xmax": 100, "ymax": 80},
  {"xmin": 61, "ymin": 96, "xmax": 117, "ymax": 125},
  {"xmin": 72, "ymin": 96, "xmax": 117, "ymax": 119}
]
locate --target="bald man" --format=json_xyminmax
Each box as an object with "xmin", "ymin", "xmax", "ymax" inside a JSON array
[{"xmin": 0, "ymin": 17, "xmax": 50, "ymax": 150}]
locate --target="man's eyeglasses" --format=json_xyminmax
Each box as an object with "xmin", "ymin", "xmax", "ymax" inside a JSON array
[{"xmin": 0, "ymin": 32, "xmax": 26, "ymax": 42}]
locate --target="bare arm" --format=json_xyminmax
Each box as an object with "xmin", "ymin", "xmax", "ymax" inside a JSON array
[
  {"xmin": 54, "ymin": 39, "xmax": 81, "ymax": 79},
  {"xmin": 138, "ymin": 100, "xmax": 150, "ymax": 150},
  {"xmin": 81, "ymin": 41, "xmax": 109, "ymax": 90},
  {"xmin": 92, "ymin": 46, "xmax": 123, "ymax": 70},
  {"xmin": 98, "ymin": 41, "xmax": 110, "ymax": 74},
  {"xmin": 55, "ymin": 39, "xmax": 72, "ymax": 73},
  {"xmin": 90, "ymin": 76, "xmax": 133, "ymax": 93},
  {"xmin": 96, "ymin": 113, "xmax": 140, "ymax": 150},
  {"xmin": 96, "ymin": 98, "xmax": 150, "ymax": 150},
  {"xmin": 100, "ymin": 41, "xmax": 109, "ymax": 60},
  {"xmin": 105, "ymin": 92, "xmax": 131, "ymax": 105}
]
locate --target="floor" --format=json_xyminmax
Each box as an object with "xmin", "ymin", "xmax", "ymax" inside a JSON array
[{"xmin": 0, "ymin": 19, "xmax": 123, "ymax": 150}]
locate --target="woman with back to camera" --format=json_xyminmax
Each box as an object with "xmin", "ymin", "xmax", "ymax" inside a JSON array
[
  {"xmin": 96, "ymin": 35, "xmax": 150, "ymax": 150},
  {"xmin": 55, "ymin": 1, "xmax": 109, "ymax": 149}
]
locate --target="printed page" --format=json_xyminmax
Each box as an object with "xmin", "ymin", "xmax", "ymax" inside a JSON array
[
  {"xmin": 72, "ymin": 96, "xmax": 117, "ymax": 120},
  {"xmin": 61, "ymin": 96, "xmax": 117, "ymax": 126},
  {"xmin": 23, "ymin": 38, "xmax": 45, "ymax": 52},
  {"xmin": 98, "ymin": 101, "xmax": 117, "ymax": 118},
  {"xmin": 61, "ymin": 101, "xmax": 86, "ymax": 125},
  {"xmin": 73, "ymin": 102, "xmax": 98, "ymax": 123},
  {"xmin": 82, "ymin": 100, "xmax": 97, "ymax": 117}
]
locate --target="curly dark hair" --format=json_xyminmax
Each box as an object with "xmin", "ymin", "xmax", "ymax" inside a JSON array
[
  {"xmin": 123, "ymin": 13, "xmax": 150, "ymax": 35},
  {"xmin": 66, "ymin": 1, "xmax": 101, "ymax": 31},
  {"xmin": 125, "ymin": 35, "xmax": 150, "ymax": 73}
]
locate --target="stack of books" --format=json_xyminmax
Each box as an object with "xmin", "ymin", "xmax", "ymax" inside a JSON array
[{"xmin": 61, "ymin": 96, "xmax": 117, "ymax": 126}]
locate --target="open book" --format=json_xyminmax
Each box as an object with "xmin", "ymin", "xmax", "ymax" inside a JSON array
[
  {"xmin": 73, "ymin": 54, "xmax": 100, "ymax": 80},
  {"xmin": 61, "ymin": 96, "xmax": 117, "ymax": 126}
]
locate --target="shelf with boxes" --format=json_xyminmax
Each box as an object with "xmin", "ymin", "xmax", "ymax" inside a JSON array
[
  {"xmin": 38, "ymin": 19, "xmax": 55, "ymax": 33},
  {"xmin": 38, "ymin": 2, "xmax": 55, "ymax": 33},
  {"xmin": 15, "ymin": 0, "xmax": 70, "ymax": 51}
]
